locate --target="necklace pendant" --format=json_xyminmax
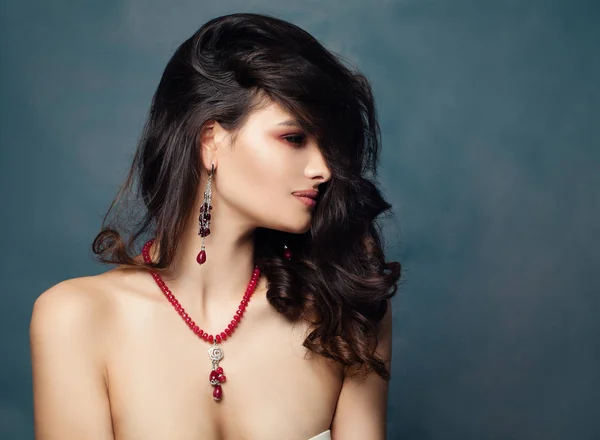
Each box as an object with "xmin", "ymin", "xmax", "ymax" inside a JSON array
[
  {"xmin": 142, "ymin": 240, "xmax": 262, "ymax": 405},
  {"xmin": 208, "ymin": 343, "xmax": 226, "ymax": 401}
]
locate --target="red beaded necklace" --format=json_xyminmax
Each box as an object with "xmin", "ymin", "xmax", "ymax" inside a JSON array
[{"xmin": 142, "ymin": 238, "xmax": 261, "ymax": 402}]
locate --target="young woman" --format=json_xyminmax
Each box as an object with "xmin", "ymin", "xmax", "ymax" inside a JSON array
[{"xmin": 30, "ymin": 12, "xmax": 401, "ymax": 440}]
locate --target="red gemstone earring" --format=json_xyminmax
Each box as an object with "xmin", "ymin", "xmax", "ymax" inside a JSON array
[
  {"xmin": 196, "ymin": 163, "xmax": 214, "ymax": 265},
  {"xmin": 283, "ymin": 244, "xmax": 292, "ymax": 260}
]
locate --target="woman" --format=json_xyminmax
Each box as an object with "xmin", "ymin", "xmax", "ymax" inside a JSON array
[{"xmin": 30, "ymin": 12, "xmax": 401, "ymax": 440}]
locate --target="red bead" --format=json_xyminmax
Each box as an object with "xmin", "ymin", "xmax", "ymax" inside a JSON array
[
  {"xmin": 140, "ymin": 239, "xmax": 264, "ymax": 396},
  {"xmin": 209, "ymin": 370, "xmax": 218, "ymax": 382}
]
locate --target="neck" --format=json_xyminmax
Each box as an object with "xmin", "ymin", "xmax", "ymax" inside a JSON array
[{"xmin": 149, "ymin": 193, "xmax": 261, "ymax": 305}]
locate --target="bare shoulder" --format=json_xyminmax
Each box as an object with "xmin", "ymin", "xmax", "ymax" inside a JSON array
[
  {"xmin": 30, "ymin": 271, "xmax": 128, "ymax": 439},
  {"xmin": 32, "ymin": 278, "xmax": 99, "ymax": 331},
  {"xmin": 31, "ymin": 265, "xmax": 146, "ymax": 338},
  {"xmin": 329, "ymin": 299, "xmax": 393, "ymax": 440},
  {"xmin": 31, "ymin": 272, "xmax": 116, "ymax": 331}
]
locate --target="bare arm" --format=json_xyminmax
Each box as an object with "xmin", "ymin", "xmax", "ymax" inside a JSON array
[
  {"xmin": 30, "ymin": 280, "xmax": 115, "ymax": 440},
  {"xmin": 330, "ymin": 301, "xmax": 393, "ymax": 440}
]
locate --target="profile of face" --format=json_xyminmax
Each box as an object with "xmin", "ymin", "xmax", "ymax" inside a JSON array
[{"xmin": 201, "ymin": 98, "xmax": 332, "ymax": 235}]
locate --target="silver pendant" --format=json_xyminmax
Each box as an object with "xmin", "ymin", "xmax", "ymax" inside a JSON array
[
  {"xmin": 208, "ymin": 343, "xmax": 226, "ymax": 401},
  {"xmin": 208, "ymin": 343, "xmax": 224, "ymax": 373}
]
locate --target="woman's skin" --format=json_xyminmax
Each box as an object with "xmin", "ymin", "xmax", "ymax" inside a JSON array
[{"xmin": 30, "ymin": 97, "xmax": 392, "ymax": 440}]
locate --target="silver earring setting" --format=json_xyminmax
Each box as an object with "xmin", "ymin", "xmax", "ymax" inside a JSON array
[{"xmin": 196, "ymin": 164, "xmax": 214, "ymax": 265}]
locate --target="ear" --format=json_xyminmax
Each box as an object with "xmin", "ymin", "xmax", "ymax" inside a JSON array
[{"xmin": 198, "ymin": 120, "xmax": 228, "ymax": 172}]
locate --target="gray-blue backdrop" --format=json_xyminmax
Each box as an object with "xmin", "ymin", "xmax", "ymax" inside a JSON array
[{"xmin": 1, "ymin": 1, "xmax": 598, "ymax": 439}]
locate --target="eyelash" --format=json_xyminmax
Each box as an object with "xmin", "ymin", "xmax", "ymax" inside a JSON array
[{"xmin": 282, "ymin": 134, "xmax": 306, "ymax": 146}]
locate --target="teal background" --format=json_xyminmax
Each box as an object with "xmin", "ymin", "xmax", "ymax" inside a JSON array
[{"xmin": 1, "ymin": 1, "xmax": 599, "ymax": 439}]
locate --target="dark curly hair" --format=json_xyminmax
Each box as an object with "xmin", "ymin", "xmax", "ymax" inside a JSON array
[{"xmin": 92, "ymin": 12, "xmax": 401, "ymax": 380}]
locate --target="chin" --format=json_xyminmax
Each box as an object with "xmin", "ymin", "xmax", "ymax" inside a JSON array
[
  {"xmin": 294, "ymin": 223, "xmax": 312, "ymax": 234},
  {"xmin": 280, "ymin": 223, "xmax": 311, "ymax": 235},
  {"xmin": 260, "ymin": 207, "xmax": 313, "ymax": 234},
  {"xmin": 268, "ymin": 218, "xmax": 312, "ymax": 235}
]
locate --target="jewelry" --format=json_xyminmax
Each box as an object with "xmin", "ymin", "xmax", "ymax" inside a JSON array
[
  {"xmin": 197, "ymin": 164, "xmax": 214, "ymax": 265},
  {"xmin": 283, "ymin": 244, "xmax": 292, "ymax": 260},
  {"xmin": 142, "ymin": 238, "xmax": 261, "ymax": 402}
]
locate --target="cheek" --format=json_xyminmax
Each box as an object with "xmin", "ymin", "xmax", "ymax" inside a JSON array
[
  {"xmin": 245, "ymin": 139, "xmax": 289, "ymax": 182},
  {"xmin": 216, "ymin": 137, "xmax": 291, "ymax": 214},
  {"xmin": 239, "ymin": 136, "xmax": 291, "ymax": 190},
  {"xmin": 215, "ymin": 137, "xmax": 311, "ymax": 232}
]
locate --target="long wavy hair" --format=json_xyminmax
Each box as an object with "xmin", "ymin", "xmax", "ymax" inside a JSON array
[{"xmin": 92, "ymin": 12, "xmax": 401, "ymax": 380}]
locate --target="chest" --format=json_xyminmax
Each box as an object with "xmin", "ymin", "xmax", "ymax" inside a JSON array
[{"xmin": 105, "ymin": 300, "xmax": 342, "ymax": 440}]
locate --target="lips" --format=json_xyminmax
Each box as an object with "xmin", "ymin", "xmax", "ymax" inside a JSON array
[{"xmin": 291, "ymin": 190, "xmax": 319, "ymax": 199}]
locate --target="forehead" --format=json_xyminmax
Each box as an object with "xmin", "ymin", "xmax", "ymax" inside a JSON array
[{"xmin": 246, "ymin": 98, "xmax": 295, "ymax": 125}]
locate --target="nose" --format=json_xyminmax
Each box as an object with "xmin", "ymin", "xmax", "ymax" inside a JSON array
[{"xmin": 305, "ymin": 143, "xmax": 332, "ymax": 184}]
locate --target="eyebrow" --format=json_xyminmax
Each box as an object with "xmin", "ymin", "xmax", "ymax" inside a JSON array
[{"xmin": 276, "ymin": 119, "xmax": 302, "ymax": 128}]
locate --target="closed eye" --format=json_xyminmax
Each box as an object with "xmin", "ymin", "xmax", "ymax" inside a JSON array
[{"xmin": 282, "ymin": 134, "xmax": 306, "ymax": 146}]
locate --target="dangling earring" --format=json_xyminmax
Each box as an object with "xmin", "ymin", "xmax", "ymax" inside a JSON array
[
  {"xmin": 283, "ymin": 244, "xmax": 292, "ymax": 260},
  {"xmin": 196, "ymin": 163, "xmax": 214, "ymax": 265}
]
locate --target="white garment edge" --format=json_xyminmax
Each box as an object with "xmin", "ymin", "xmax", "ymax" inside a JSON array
[{"xmin": 308, "ymin": 429, "xmax": 331, "ymax": 440}]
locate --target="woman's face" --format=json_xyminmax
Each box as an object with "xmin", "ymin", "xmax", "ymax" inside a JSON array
[{"xmin": 205, "ymin": 99, "xmax": 332, "ymax": 234}]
